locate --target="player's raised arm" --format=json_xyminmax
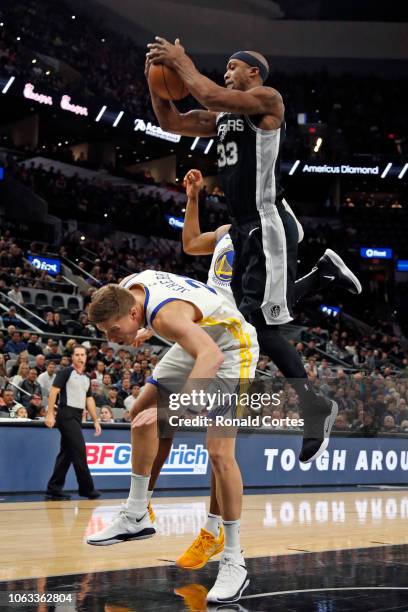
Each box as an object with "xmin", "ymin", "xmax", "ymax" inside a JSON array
[
  {"xmin": 147, "ymin": 38, "xmax": 283, "ymax": 124},
  {"xmin": 182, "ymin": 169, "xmax": 231, "ymax": 255},
  {"xmin": 152, "ymin": 301, "xmax": 224, "ymax": 379},
  {"xmin": 145, "ymin": 55, "xmax": 217, "ymax": 137}
]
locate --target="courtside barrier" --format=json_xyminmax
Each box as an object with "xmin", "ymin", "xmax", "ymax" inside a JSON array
[{"xmin": 0, "ymin": 422, "xmax": 407, "ymax": 492}]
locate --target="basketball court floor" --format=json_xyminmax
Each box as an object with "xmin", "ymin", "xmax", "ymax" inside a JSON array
[{"xmin": 1, "ymin": 487, "xmax": 408, "ymax": 610}]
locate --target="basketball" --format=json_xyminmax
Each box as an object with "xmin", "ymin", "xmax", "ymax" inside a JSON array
[{"xmin": 148, "ymin": 63, "xmax": 189, "ymax": 101}]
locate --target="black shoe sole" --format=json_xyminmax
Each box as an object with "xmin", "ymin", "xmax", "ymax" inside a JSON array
[
  {"xmin": 299, "ymin": 400, "xmax": 339, "ymax": 463},
  {"xmin": 87, "ymin": 527, "xmax": 156, "ymax": 546}
]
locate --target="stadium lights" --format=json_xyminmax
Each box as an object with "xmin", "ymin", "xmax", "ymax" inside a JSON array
[
  {"xmin": 32, "ymin": 59, "xmax": 37, "ymax": 64},
  {"xmin": 288, "ymin": 160, "xmax": 301, "ymax": 176},
  {"xmin": 71, "ymin": 15, "xmax": 76, "ymax": 20},
  {"xmin": 204, "ymin": 139, "xmax": 214, "ymax": 154},
  {"xmin": 381, "ymin": 162, "xmax": 392, "ymax": 179},
  {"xmin": 16, "ymin": 36, "xmax": 21, "ymax": 41},
  {"xmin": 2, "ymin": 76, "xmax": 15, "ymax": 94},
  {"xmin": 190, "ymin": 137, "xmax": 199, "ymax": 151},
  {"xmin": 398, "ymin": 163, "xmax": 408, "ymax": 180},
  {"xmin": 45, "ymin": 70, "xmax": 51, "ymax": 76},
  {"xmin": 95, "ymin": 105, "xmax": 107, "ymax": 122},
  {"xmin": 313, "ymin": 137, "xmax": 323, "ymax": 153},
  {"xmin": 0, "ymin": 23, "xmax": 4, "ymax": 27},
  {"xmin": 112, "ymin": 110, "xmax": 124, "ymax": 127},
  {"xmin": 80, "ymin": 235, "xmax": 86, "ymax": 241}
]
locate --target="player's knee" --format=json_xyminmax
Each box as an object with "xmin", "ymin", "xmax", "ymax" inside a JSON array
[{"xmin": 208, "ymin": 445, "xmax": 235, "ymax": 472}]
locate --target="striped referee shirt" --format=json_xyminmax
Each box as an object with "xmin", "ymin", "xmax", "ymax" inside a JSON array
[{"xmin": 53, "ymin": 366, "xmax": 92, "ymax": 410}]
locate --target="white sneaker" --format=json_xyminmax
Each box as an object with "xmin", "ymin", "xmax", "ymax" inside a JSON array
[
  {"xmin": 206, "ymin": 554, "xmax": 249, "ymax": 604},
  {"xmin": 87, "ymin": 505, "xmax": 156, "ymax": 546}
]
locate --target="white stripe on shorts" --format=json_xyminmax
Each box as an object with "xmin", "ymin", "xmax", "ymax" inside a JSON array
[{"xmin": 255, "ymin": 128, "xmax": 292, "ymax": 325}]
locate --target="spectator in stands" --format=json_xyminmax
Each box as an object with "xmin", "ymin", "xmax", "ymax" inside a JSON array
[
  {"xmin": 121, "ymin": 410, "xmax": 132, "ymax": 423},
  {"xmin": 63, "ymin": 338, "xmax": 77, "ymax": 357},
  {"xmin": 109, "ymin": 359, "xmax": 123, "ymax": 384},
  {"xmin": 102, "ymin": 346, "xmax": 115, "ymax": 367},
  {"xmin": 0, "ymin": 388, "xmax": 22, "ymax": 415},
  {"xmin": 56, "ymin": 355, "xmax": 71, "ymax": 370},
  {"xmin": 34, "ymin": 354, "xmax": 46, "ymax": 375},
  {"xmin": 5, "ymin": 331, "xmax": 27, "ymax": 355},
  {"xmin": 43, "ymin": 311, "xmax": 58, "ymax": 334},
  {"xmin": 333, "ymin": 412, "xmax": 351, "ymax": 431},
  {"xmin": 116, "ymin": 377, "xmax": 131, "ymax": 402},
  {"xmin": 131, "ymin": 362, "xmax": 144, "ymax": 386},
  {"xmin": 26, "ymin": 333, "xmax": 43, "ymax": 356},
  {"xmin": 37, "ymin": 361, "xmax": 56, "ymax": 401},
  {"xmin": 400, "ymin": 420, "xmax": 408, "ymax": 432},
  {"xmin": 7, "ymin": 351, "xmax": 29, "ymax": 377},
  {"xmin": 383, "ymin": 415, "xmax": 398, "ymax": 432},
  {"xmin": 20, "ymin": 368, "xmax": 42, "ymax": 407},
  {"xmin": 91, "ymin": 379, "xmax": 107, "ymax": 407},
  {"xmin": 10, "ymin": 363, "xmax": 30, "ymax": 388},
  {"xmin": 26, "ymin": 393, "xmax": 44, "ymax": 419},
  {"xmin": 0, "ymin": 337, "xmax": 5, "ymax": 355},
  {"xmin": 47, "ymin": 342, "xmax": 63, "ymax": 362},
  {"xmin": 7, "ymin": 282, "xmax": 24, "ymax": 305},
  {"xmin": 2, "ymin": 306, "xmax": 20, "ymax": 327},
  {"xmin": 91, "ymin": 360, "xmax": 106, "ymax": 383},
  {"xmin": 317, "ymin": 359, "xmax": 333, "ymax": 380},
  {"xmin": 99, "ymin": 406, "xmax": 115, "ymax": 424},
  {"xmin": 104, "ymin": 387, "xmax": 124, "ymax": 410},
  {"xmin": 100, "ymin": 373, "xmax": 112, "ymax": 397},
  {"xmin": 124, "ymin": 384, "xmax": 141, "ymax": 411},
  {"xmin": 15, "ymin": 406, "xmax": 29, "ymax": 419},
  {"xmin": 52, "ymin": 312, "xmax": 65, "ymax": 334}
]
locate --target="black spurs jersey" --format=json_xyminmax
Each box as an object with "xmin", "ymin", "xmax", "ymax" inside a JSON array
[{"xmin": 216, "ymin": 112, "xmax": 285, "ymax": 220}]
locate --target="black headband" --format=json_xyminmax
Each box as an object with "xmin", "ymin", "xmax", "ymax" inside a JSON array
[{"xmin": 229, "ymin": 51, "xmax": 269, "ymax": 82}]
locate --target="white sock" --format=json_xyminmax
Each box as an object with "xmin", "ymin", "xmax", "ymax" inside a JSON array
[
  {"xmin": 126, "ymin": 473, "xmax": 150, "ymax": 515},
  {"xmin": 147, "ymin": 490, "xmax": 153, "ymax": 503},
  {"xmin": 223, "ymin": 519, "xmax": 242, "ymax": 558},
  {"xmin": 204, "ymin": 513, "xmax": 221, "ymax": 537}
]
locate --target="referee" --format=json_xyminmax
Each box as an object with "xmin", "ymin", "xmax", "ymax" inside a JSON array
[{"xmin": 45, "ymin": 345, "xmax": 101, "ymax": 500}]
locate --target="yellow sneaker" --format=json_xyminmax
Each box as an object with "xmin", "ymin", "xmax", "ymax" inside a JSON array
[
  {"xmin": 176, "ymin": 526, "xmax": 224, "ymax": 570},
  {"xmin": 147, "ymin": 501, "xmax": 156, "ymax": 523},
  {"xmin": 174, "ymin": 584, "xmax": 208, "ymax": 611}
]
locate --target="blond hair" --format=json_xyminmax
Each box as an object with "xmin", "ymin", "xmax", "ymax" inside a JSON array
[{"xmin": 88, "ymin": 284, "xmax": 135, "ymax": 324}]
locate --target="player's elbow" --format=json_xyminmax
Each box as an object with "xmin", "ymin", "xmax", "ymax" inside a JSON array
[{"xmin": 182, "ymin": 239, "xmax": 197, "ymax": 255}]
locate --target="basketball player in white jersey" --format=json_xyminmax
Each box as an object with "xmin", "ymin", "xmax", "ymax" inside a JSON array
[
  {"xmin": 142, "ymin": 168, "xmax": 361, "ymax": 580},
  {"xmin": 86, "ymin": 269, "xmax": 259, "ymax": 604}
]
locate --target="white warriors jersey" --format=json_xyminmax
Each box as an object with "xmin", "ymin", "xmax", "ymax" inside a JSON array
[
  {"xmin": 207, "ymin": 232, "xmax": 236, "ymax": 309},
  {"xmin": 120, "ymin": 269, "xmax": 258, "ymax": 379}
]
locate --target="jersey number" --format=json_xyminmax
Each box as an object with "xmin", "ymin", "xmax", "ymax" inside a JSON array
[
  {"xmin": 217, "ymin": 142, "xmax": 238, "ymax": 168},
  {"xmin": 183, "ymin": 278, "xmax": 217, "ymax": 294}
]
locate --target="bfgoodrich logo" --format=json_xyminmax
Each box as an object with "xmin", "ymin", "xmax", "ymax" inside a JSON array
[{"xmin": 86, "ymin": 443, "xmax": 208, "ymax": 476}]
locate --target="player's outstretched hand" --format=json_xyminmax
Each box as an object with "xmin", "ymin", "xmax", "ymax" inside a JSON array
[
  {"xmin": 184, "ymin": 169, "xmax": 204, "ymax": 198},
  {"xmin": 94, "ymin": 422, "xmax": 102, "ymax": 437},
  {"xmin": 132, "ymin": 407, "xmax": 157, "ymax": 428},
  {"xmin": 147, "ymin": 36, "xmax": 185, "ymax": 68}
]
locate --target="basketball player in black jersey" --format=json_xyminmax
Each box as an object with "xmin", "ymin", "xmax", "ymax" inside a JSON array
[{"xmin": 146, "ymin": 38, "xmax": 361, "ymax": 462}]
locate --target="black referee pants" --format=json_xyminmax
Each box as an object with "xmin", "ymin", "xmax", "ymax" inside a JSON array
[{"xmin": 47, "ymin": 406, "xmax": 94, "ymax": 494}]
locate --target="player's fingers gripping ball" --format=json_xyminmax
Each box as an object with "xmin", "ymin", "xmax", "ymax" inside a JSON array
[{"xmin": 148, "ymin": 62, "xmax": 189, "ymax": 100}]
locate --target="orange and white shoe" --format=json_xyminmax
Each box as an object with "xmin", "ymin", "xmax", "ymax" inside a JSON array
[
  {"xmin": 147, "ymin": 501, "xmax": 156, "ymax": 523},
  {"xmin": 174, "ymin": 584, "xmax": 208, "ymax": 611},
  {"xmin": 176, "ymin": 527, "xmax": 224, "ymax": 570}
]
